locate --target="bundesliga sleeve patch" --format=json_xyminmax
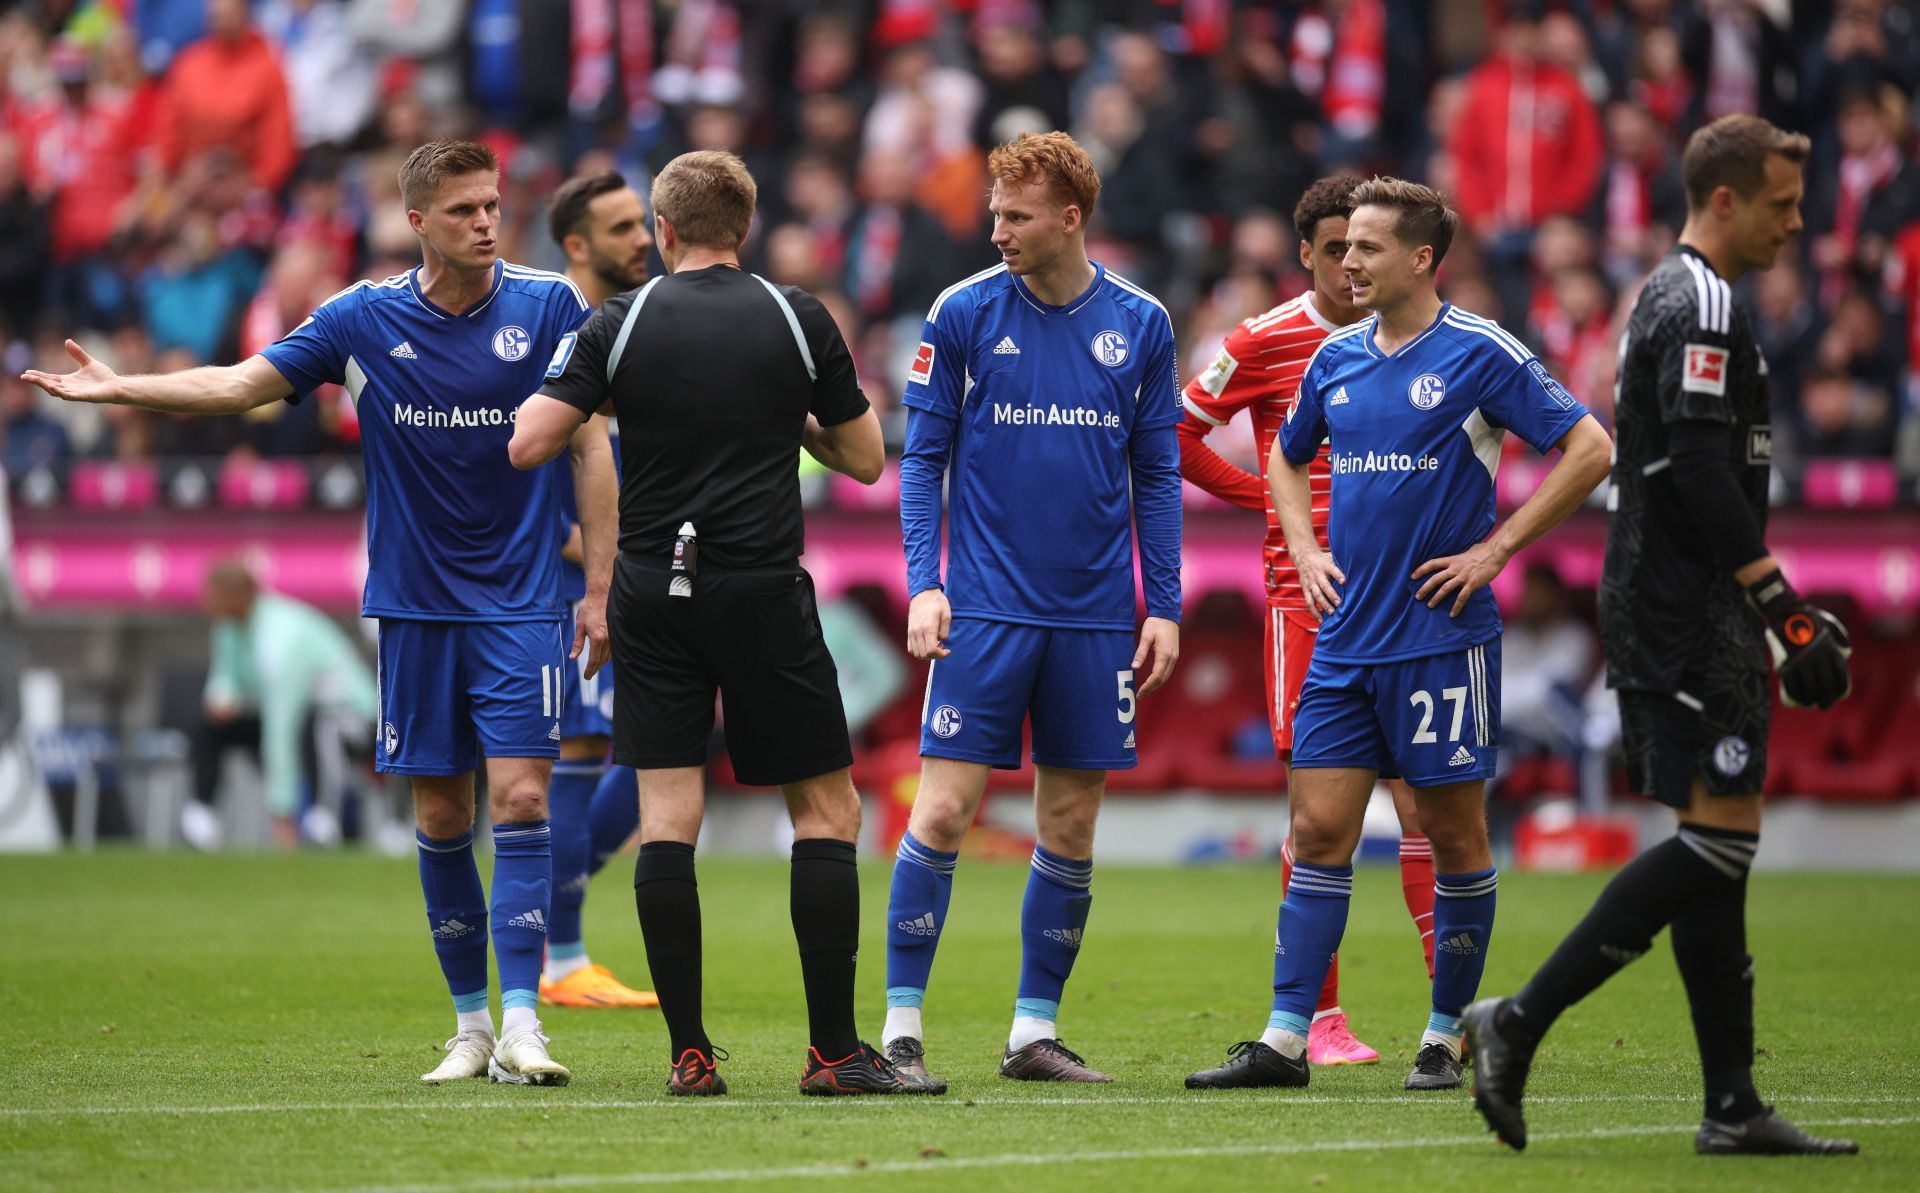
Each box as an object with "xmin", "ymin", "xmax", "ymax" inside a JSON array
[
  {"xmin": 1198, "ymin": 348, "xmax": 1238, "ymax": 397},
  {"xmin": 544, "ymin": 332, "xmax": 578, "ymax": 380},
  {"xmin": 909, "ymin": 341, "xmax": 936, "ymax": 387},
  {"xmin": 1683, "ymin": 343, "xmax": 1729, "ymax": 396}
]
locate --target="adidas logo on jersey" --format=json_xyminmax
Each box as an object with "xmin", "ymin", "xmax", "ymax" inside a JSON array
[
  {"xmin": 1437, "ymin": 932, "xmax": 1479, "ymax": 956},
  {"xmin": 1448, "ymin": 745, "xmax": 1476, "ymax": 767},
  {"xmin": 506, "ymin": 908, "xmax": 547, "ymax": 932},
  {"xmin": 1329, "ymin": 386, "xmax": 1350, "ymax": 405},
  {"xmin": 1123, "ymin": 730, "xmax": 1136, "ymax": 749},
  {"xmin": 1043, "ymin": 927, "xmax": 1083, "ymax": 949},
  {"xmin": 432, "ymin": 918, "xmax": 478, "ymax": 940},
  {"xmin": 896, "ymin": 912, "xmax": 939, "ymax": 937},
  {"xmin": 390, "ymin": 341, "xmax": 418, "ymax": 359},
  {"xmin": 993, "ymin": 336, "xmax": 1021, "ymax": 355},
  {"xmin": 548, "ymin": 723, "xmax": 561, "ymax": 741}
]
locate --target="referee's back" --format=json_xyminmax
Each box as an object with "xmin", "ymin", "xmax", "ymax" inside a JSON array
[{"xmin": 546, "ymin": 264, "xmax": 870, "ymax": 568}]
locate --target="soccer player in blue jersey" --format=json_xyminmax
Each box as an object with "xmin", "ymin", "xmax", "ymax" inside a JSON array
[
  {"xmin": 1185, "ymin": 177, "xmax": 1611, "ymax": 1093},
  {"xmin": 883, "ymin": 131, "xmax": 1183, "ymax": 1088},
  {"xmin": 536, "ymin": 170, "xmax": 656, "ymax": 1011},
  {"xmin": 23, "ymin": 140, "xmax": 616, "ymax": 1087}
]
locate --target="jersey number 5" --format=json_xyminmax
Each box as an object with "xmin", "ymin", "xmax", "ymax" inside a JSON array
[{"xmin": 1117, "ymin": 670, "xmax": 1136, "ymax": 725}]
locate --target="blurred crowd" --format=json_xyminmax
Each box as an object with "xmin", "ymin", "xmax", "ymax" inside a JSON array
[{"xmin": 2, "ymin": 0, "xmax": 1918, "ymax": 490}]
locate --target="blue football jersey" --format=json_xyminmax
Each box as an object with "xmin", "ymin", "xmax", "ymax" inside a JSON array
[
  {"xmin": 900, "ymin": 263, "xmax": 1183, "ymax": 630},
  {"xmin": 261, "ymin": 262, "xmax": 591, "ymax": 621},
  {"xmin": 1279, "ymin": 304, "xmax": 1588, "ymax": 663}
]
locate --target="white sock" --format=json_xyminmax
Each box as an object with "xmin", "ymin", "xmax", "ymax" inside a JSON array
[
  {"xmin": 1008, "ymin": 1016, "xmax": 1055, "ymax": 1051},
  {"xmin": 1311, "ymin": 1005, "xmax": 1343, "ymax": 1024},
  {"xmin": 543, "ymin": 952, "xmax": 591, "ymax": 982},
  {"xmin": 502, "ymin": 1006, "xmax": 539, "ymax": 1037},
  {"xmin": 882, "ymin": 1006, "xmax": 922, "ymax": 1047},
  {"xmin": 1259, "ymin": 1026, "xmax": 1307, "ymax": 1059},
  {"xmin": 456, "ymin": 1009, "xmax": 493, "ymax": 1039},
  {"xmin": 1421, "ymin": 1028, "xmax": 1464, "ymax": 1060}
]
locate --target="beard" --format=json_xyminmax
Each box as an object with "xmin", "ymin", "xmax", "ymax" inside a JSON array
[{"xmin": 591, "ymin": 247, "xmax": 649, "ymax": 293}]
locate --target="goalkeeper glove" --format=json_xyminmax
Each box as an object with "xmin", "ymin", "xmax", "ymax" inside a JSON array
[{"xmin": 1744, "ymin": 569, "xmax": 1852, "ymax": 710}]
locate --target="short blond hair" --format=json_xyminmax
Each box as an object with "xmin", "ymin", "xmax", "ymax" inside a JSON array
[
  {"xmin": 1348, "ymin": 175, "xmax": 1460, "ymax": 267},
  {"xmin": 651, "ymin": 151, "xmax": 757, "ymax": 250},
  {"xmin": 987, "ymin": 131, "xmax": 1100, "ymax": 217}
]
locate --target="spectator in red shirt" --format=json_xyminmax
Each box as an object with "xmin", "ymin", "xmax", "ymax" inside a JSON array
[
  {"xmin": 1447, "ymin": 3, "xmax": 1604, "ymax": 239},
  {"xmin": 158, "ymin": 0, "xmax": 297, "ymax": 193},
  {"xmin": 13, "ymin": 42, "xmax": 139, "ymax": 265}
]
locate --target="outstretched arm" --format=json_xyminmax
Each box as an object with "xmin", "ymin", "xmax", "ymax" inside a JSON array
[{"xmin": 23, "ymin": 340, "xmax": 292, "ymax": 413}]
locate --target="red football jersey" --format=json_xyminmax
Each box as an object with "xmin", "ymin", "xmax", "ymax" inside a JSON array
[{"xmin": 1179, "ymin": 292, "xmax": 1344, "ymax": 612}]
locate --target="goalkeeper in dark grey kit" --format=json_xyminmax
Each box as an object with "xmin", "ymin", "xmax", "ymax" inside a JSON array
[{"xmin": 1463, "ymin": 115, "xmax": 1858, "ymax": 1157}]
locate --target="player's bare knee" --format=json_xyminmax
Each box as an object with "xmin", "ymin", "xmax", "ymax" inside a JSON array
[
  {"xmin": 411, "ymin": 777, "xmax": 475, "ymax": 838},
  {"xmin": 907, "ymin": 791, "xmax": 972, "ymax": 852},
  {"xmin": 490, "ymin": 781, "xmax": 548, "ymax": 826},
  {"xmin": 414, "ymin": 800, "xmax": 472, "ymax": 839},
  {"xmin": 1034, "ymin": 796, "xmax": 1100, "ymax": 859},
  {"xmin": 784, "ymin": 770, "xmax": 861, "ymax": 840},
  {"xmin": 1289, "ymin": 813, "xmax": 1350, "ymax": 865}
]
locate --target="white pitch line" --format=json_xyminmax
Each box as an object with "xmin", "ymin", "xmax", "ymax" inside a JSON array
[
  {"xmin": 4, "ymin": 1093, "xmax": 1916, "ymax": 1119},
  {"xmin": 292, "ymin": 1116, "xmax": 1920, "ymax": 1193}
]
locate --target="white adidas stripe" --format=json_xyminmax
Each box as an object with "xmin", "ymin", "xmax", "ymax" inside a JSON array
[{"xmin": 926, "ymin": 264, "xmax": 1008, "ymax": 325}]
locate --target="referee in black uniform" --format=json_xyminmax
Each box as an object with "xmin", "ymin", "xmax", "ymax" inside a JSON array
[
  {"xmin": 1464, "ymin": 116, "xmax": 1857, "ymax": 1156},
  {"xmin": 510, "ymin": 150, "xmax": 920, "ymax": 1097}
]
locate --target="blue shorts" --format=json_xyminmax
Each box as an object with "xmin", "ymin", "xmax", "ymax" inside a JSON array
[
  {"xmin": 1291, "ymin": 640, "xmax": 1500, "ymax": 787},
  {"xmin": 375, "ymin": 618, "xmax": 567, "ymax": 775},
  {"xmin": 559, "ymin": 604, "xmax": 615, "ymax": 741},
  {"xmin": 920, "ymin": 618, "xmax": 1138, "ymax": 771}
]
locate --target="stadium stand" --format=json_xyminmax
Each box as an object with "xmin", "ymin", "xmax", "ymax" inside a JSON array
[{"xmin": 3, "ymin": 0, "xmax": 1916, "ymax": 840}]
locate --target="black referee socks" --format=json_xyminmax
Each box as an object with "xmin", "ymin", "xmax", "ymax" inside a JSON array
[
  {"xmin": 1508, "ymin": 824, "xmax": 1759, "ymax": 1043},
  {"xmin": 634, "ymin": 841, "xmax": 710, "ymax": 1062},
  {"xmin": 790, "ymin": 838, "xmax": 862, "ymax": 1061}
]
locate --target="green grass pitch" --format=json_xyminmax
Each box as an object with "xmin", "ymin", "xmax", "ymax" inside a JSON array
[{"xmin": 1, "ymin": 851, "xmax": 1914, "ymax": 1191}]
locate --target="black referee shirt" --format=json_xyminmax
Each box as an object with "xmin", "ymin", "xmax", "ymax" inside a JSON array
[
  {"xmin": 538, "ymin": 264, "xmax": 870, "ymax": 568},
  {"xmin": 1599, "ymin": 244, "xmax": 1771, "ymax": 691}
]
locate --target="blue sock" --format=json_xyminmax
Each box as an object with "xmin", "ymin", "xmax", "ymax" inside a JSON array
[
  {"xmin": 587, "ymin": 765, "xmax": 639, "ymax": 874},
  {"xmin": 416, "ymin": 829, "xmax": 490, "ymax": 1012},
  {"xmin": 490, "ymin": 820, "xmax": 552, "ymax": 1011},
  {"xmin": 1016, "ymin": 845, "xmax": 1093, "ymax": 1017},
  {"xmin": 1270, "ymin": 861, "xmax": 1353, "ymax": 1036},
  {"xmin": 884, "ymin": 831, "xmax": 957, "ymax": 1007},
  {"xmin": 547, "ymin": 761, "xmax": 603, "ymax": 953},
  {"xmin": 1431, "ymin": 868, "xmax": 1498, "ymax": 1021}
]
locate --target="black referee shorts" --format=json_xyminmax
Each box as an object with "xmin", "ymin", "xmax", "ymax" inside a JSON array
[
  {"xmin": 609, "ymin": 554, "xmax": 853, "ymax": 787},
  {"xmin": 1618, "ymin": 664, "xmax": 1770, "ymax": 808}
]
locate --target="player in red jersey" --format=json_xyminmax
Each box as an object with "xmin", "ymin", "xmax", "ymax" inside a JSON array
[{"xmin": 1179, "ymin": 176, "xmax": 1438, "ymax": 1067}]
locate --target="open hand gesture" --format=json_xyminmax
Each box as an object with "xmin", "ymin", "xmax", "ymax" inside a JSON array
[{"xmin": 21, "ymin": 340, "xmax": 122, "ymax": 405}]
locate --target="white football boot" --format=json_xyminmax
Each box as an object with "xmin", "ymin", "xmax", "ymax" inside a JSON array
[
  {"xmin": 489, "ymin": 1026, "xmax": 571, "ymax": 1086},
  {"xmin": 421, "ymin": 1028, "xmax": 495, "ymax": 1083}
]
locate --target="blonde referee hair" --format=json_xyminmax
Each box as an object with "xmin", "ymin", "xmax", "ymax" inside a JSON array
[{"xmin": 651, "ymin": 151, "xmax": 758, "ymax": 250}]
